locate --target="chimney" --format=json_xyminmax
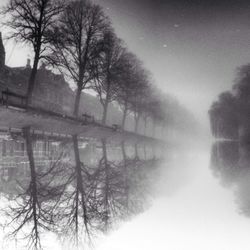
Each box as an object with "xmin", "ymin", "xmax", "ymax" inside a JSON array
[
  {"xmin": 26, "ymin": 58, "xmax": 31, "ymax": 68},
  {"xmin": 40, "ymin": 62, "xmax": 46, "ymax": 70}
]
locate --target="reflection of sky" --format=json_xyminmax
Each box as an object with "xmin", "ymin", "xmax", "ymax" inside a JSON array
[
  {"xmin": 1, "ymin": 141, "xmax": 250, "ymax": 250},
  {"xmin": 96, "ymin": 146, "xmax": 250, "ymax": 250},
  {"xmin": 0, "ymin": 134, "xmax": 160, "ymax": 249}
]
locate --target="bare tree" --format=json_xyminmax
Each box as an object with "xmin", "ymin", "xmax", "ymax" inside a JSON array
[
  {"xmin": 84, "ymin": 139, "xmax": 125, "ymax": 233},
  {"xmin": 53, "ymin": 135, "xmax": 94, "ymax": 248},
  {"xmin": 2, "ymin": 0, "xmax": 64, "ymax": 106},
  {"xmin": 49, "ymin": 0, "xmax": 110, "ymax": 117},
  {"xmin": 92, "ymin": 30, "xmax": 126, "ymax": 125},
  {"xmin": 2, "ymin": 128, "xmax": 69, "ymax": 250},
  {"xmin": 130, "ymin": 70, "xmax": 150, "ymax": 133},
  {"xmin": 114, "ymin": 52, "xmax": 141, "ymax": 129}
]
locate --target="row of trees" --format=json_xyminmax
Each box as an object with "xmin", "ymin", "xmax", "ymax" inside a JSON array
[
  {"xmin": 209, "ymin": 64, "xmax": 250, "ymax": 140},
  {"xmin": 2, "ymin": 0, "xmax": 168, "ymax": 132}
]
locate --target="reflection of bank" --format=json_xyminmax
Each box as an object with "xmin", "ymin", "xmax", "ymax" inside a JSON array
[
  {"xmin": 0, "ymin": 128, "xmax": 164, "ymax": 249},
  {"xmin": 211, "ymin": 141, "xmax": 250, "ymax": 217},
  {"xmin": 211, "ymin": 141, "xmax": 240, "ymax": 187},
  {"xmin": 0, "ymin": 136, "xmax": 65, "ymax": 185}
]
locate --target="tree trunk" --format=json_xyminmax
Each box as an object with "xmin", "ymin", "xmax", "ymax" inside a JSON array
[
  {"xmin": 102, "ymin": 139, "xmax": 109, "ymax": 232},
  {"xmin": 143, "ymin": 144, "xmax": 147, "ymax": 160},
  {"xmin": 23, "ymin": 127, "xmax": 39, "ymax": 246},
  {"xmin": 121, "ymin": 141, "xmax": 127, "ymax": 160},
  {"xmin": 26, "ymin": 53, "xmax": 40, "ymax": 106},
  {"xmin": 134, "ymin": 115, "xmax": 140, "ymax": 133},
  {"xmin": 72, "ymin": 135, "xmax": 88, "ymax": 231},
  {"xmin": 102, "ymin": 98, "xmax": 109, "ymax": 125},
  {"xmin": 102, "ymin": 78, "xmax": 111, "ymax": 125},
  {"xmin": 121, "ymin": 142, "xmax": 129, "ymax": 211},
  {"xmin": 144, "ymin": 117, "xmax": 148, "ymax": 136},
  {"xmin": 73, "ymin": 87, "xmax": 82, "ymax": 117},
  {"xmin": 134, "ymin": 143, "xmax": 139, "ymax": 159},
  {"xmin": 121, "ymin": 104, "xmax": 128, "ymax": 129}
]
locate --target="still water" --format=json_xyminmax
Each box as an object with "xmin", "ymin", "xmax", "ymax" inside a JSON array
[
  {"xmin": 0, "ymin": 130, "xmax": 163, "ymax": 249},
  {"xmin": 1, "ymin": 132, "xmax": 250, "ymax": 250},
  {"xmin": 97, "ymin": 141, "xmax": 250, "ymax": 250}
]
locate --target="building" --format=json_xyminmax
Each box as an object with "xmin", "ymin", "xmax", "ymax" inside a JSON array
[
  {"xmin": 0, "ymin": 32, "xmax": 134, "ymax": 128},
  {"xmin": 0, "ymin": 33, "xmax": 75, "ymax": 114}
]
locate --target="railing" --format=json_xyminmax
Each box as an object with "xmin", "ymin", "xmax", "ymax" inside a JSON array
[{"xmin": 0, "ymin": 89, "xmax": 90, "ymax": 124}]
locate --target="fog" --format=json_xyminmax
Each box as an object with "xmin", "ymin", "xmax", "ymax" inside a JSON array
[
  {"xmin": 96, "ymin": 142, "xmax": 250, "ymax": 250},
  {"xmin": 1, "ymin": 0, "xmax": 250, "ymax": 249}
]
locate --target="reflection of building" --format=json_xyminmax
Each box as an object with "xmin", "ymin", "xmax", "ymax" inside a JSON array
[
  {"xmin": 79, "ymin": 142, "xmax": 102, "ymax": 167},
  {"xmin": 0, "ymin": 138, "xmax": 62, "ymax": 178},
  {"xmin": 0, "ymin": 135, "xmax": 72, "ymax": 199}
]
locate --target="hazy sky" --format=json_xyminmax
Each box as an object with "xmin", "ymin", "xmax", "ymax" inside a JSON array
[
  {"xmin": 2, "ymin": 0, "xmax": 250, "ymax": 125},
  {"xmin": 93, "ymin": 0, "xmax": 250, "ymax": 126}
]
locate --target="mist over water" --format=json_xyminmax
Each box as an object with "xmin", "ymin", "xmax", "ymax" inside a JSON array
[
  {"xmin": 96, "ymin": 139, "xmax": 250, "ymax": 250},
  {"xmin": 1, "ymin": 126, "xmax": 250, "ymax": 250}
]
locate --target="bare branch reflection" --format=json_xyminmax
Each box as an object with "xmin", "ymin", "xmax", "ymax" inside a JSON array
[{"xmin": 0, "ymin": 132, "xmax": 162, "ymax": 249}]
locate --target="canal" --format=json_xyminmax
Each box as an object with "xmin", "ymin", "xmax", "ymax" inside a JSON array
[
  {"xmin": 1, "ymin": 132, "xmax": 250, "ymax": 250},
  {"xmin": 97, "ymin": 140, "xmax": 250, "ymax": 250}
]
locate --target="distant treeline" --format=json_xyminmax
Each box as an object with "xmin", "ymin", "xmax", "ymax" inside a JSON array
[
  {"xmin": 1, "ymin": 0, "xmax": 197, "ymax": 136},
  {"xmin": 209, "ymin": 64, "xmax": 250, "ymax": 140}
]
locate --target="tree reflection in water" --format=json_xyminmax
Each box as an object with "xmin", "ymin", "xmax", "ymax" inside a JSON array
[
  {"xmin": 211, "ymin": 141, "xmax": 250, "ymax": 217},
  {"xmin": 0, "ymin": 132, "xmax": 162, "ymax": 249},
  {"xmin": 1, "ymin": 127, "xmax": 71, "ymax": 249}
]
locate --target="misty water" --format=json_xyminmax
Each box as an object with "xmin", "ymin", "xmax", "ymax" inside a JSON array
[{"xmin": 1, "ymin": 131, "xmax": 250, "ymax": 250}]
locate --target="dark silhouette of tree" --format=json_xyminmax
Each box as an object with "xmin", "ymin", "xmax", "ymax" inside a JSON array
[
  {"xmin": 1, "ymin": 0, "xmax": 64, "ymax": 106},
  {"xmin": 2, "ymin": 128, "xmax": 69, "ymax": 250},
  {"xmin": 48, "ymin": 0, "xmax": 110, "ymax": 117},
  {"xmin": 119, "ymin": 142, "xmax": 148, "ymax": 218},
  {"xmin": 85, "ymin": 140, "xmax": 160, "ymax": 232},
  {"xmin": 145, "ymin": 97, "xmax": 164, "ymax": 137},
  {"xmin": 113, "ymin": 52, "xmax": 155, "ymax": 133},
  {"xmin": 92, "ymin": 30, "xmax": 126, "ymax": 125},
  {"xmin": 209, "ymin": 92, "xmax": 238, "ymax": 139},
  {"xmin": 0, "ymin": 131, "xmax": 163, "ymax": 249},
  {"xmin": 123, "ymin": 156, "xmax": 156, "ymax": 217},
  {"xmin": 209, "ymin": 64, "xmax": 250, "ymax": 139},
  {"xmin": 120, "ymin": 142, "xmax": 130, "ymax": 212},
  {"xmin": 210, "ymin": 141, "xmax": 250, "ymax": 218},
  {"xmin": 52, "ymin": 135, "xmax": 94, "ymax": 248},
  {"xmin": 130, "ymin": 66, "xmax": 150, "ymax": 133},
  {"xmin": 210, "ymin": 141, "xmax": 240, "ymax": 187},
  {"xmin": 114, "ymin": 52, "xmax": 138, "ymax": 129},
  {"xmin": 86, "ymin": 139, "xmax": 125, "ymax": 233}
]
